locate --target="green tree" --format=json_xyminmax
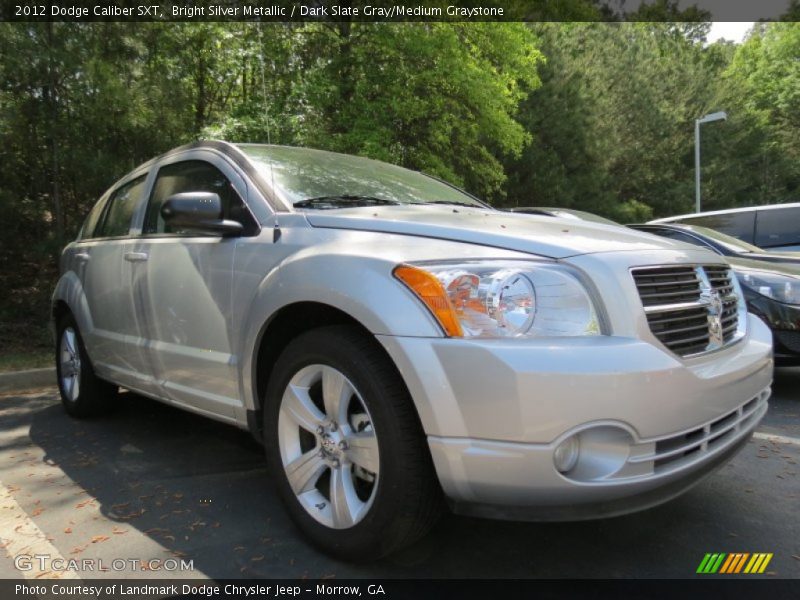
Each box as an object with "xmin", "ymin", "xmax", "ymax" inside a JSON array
[
  {"xmin": 208, "ymin": 23, "xmax": 544, "ymax": 202},
  {"xmin": 504, "ymin": 22, "xmax": 729, "ymax": 220},
  {"xmin": 704, "ymin": 23, "xmax": 800, "ymax": 207}
]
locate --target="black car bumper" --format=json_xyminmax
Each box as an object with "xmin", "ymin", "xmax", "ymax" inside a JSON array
[{"xmin": 745, "ymin": 290, "xmax": 800, "ymax": 365}]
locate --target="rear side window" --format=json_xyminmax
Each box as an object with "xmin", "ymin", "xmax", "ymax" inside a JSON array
[
  {"xmin": 755, "ymin": 207, "xmax": 800, "ymax": 249},
  {"xmin": 143, "ymin": 160, "xmax": 254, "ymax": 235},
  {"xmin": 94, "ymin": 175, "xmax": 148, "ymax": 238},
  {"xmin": 78, "ymin": 195, "xmax": 109, "ymax": 240},
  {"xmin": 676, "ymin": 212, "xmax": 756, "ymax": 244}
]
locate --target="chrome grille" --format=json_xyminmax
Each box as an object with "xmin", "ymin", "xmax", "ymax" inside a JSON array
[
  {"xmin": 632, "ymin": 264, "xmax": 743, "ymax": 357},
  {"xmin": 633, "ymin": 265, "xmax": 701, "ymax": 307}
]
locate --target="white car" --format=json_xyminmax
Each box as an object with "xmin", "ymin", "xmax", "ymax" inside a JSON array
[{"xmin": 52, "ymin": 141, "xmax": 773, "ymax": 559}]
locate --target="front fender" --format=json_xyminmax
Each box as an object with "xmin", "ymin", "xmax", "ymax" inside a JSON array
[{"xmin": 238, "ymin": 252, "xmax": 444, "ymax": 411}]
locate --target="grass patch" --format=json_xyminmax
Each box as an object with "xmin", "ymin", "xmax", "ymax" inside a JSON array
[
  {"xmin": 0, "ymin": 349, "xmax": 52, "ymax": 373},
  {"xmin": 0, "ymin": 263, "xmax": 55, "ymax": 373},
  {"xmin": 0, "ymin": 313, "xmax": 53, "ymax": 373}
]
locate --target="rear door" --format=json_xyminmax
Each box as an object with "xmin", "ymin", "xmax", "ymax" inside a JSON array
[
  {"xmin": 77, "ymin": 173, "xmax": 156, "ymax": 392},
  {"xmin": 128, "ymin": 151, "xmax": 257, "ymax": 421}
]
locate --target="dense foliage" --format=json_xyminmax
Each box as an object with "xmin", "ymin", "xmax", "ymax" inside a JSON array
[{"xmin": 1, "ymin": 20, "xmax": 799, "ymax": 356}]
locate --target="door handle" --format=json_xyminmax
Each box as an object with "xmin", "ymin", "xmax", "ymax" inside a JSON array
[
  {"xmin": 123, "ymin": 251, "xmax": 149, "ymax": 263},
  {"xmin": 75, "ymin": 252, "xmax": 90, "ymax": 262}
]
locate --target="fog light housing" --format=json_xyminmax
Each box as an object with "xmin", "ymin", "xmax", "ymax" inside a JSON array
[{"xmin": 554, "ymin": 436, "xmax": 580, "ymax": 473}]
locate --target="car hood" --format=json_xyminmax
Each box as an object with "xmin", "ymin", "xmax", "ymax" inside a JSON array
[
  {"xmin": 741, "ymin": 251, "xmax": 800, "ymax": 264},
  {"xmin": 727, "ymin": 255, "xmax": 800, "ymax": 276},
  {"xmin": 303, "ymin": 206, "xmax": 689, "ymax": 259}
]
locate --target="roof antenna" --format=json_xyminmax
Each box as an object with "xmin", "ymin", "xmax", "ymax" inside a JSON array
[{"xmin": 258, "ymin": 23, "xmax": 281, "ymax": 242}]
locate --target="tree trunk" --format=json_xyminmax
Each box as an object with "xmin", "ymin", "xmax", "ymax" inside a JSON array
[
  {"xmin": 45, "ymin": 22, "xmax": 65, "ymax": 246},
  {"xmin": 195, "ymin": 55, "xmax": 207, "ymax": 133},
  {"xmin": 331, "ymin": 18, "xmax": 354, "ymax": 136}
]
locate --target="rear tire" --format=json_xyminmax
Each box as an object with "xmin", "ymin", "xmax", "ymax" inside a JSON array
[
  {"xmin": 263, "ymin": 325, "xmax": 443, "ymax": 560},
  {"xmin": 56, "ymin": 314, "xmax": 117, "ymax": 418}
]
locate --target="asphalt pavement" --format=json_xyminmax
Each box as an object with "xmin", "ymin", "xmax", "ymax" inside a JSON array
[{"xmin": 0, "ymin": 369, "xmax": 798, "ymax": 580}]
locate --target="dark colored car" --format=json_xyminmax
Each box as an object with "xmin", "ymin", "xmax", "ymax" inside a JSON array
[
  {"xmin": 649, "ymin": 203, "xmax": 800, "ymax": 252},
  {"xmin": 630, "ymin": 224, "xmax": 800, "ymax": 266},
  {"xmin": 631, "ymin": 223, "xmax": 800, "ymax": 364},
  {"xmin": 507, "ymin": 206, "xmax": 619, "ymax": 225}
]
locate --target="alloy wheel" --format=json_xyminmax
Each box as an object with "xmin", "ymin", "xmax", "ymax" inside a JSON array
[
  {"xmin": 59, "ymin": 327, "xmax": 81, "ymax": 402},
  {"xmin": 277, "ymin": 364, "xmax": 380, "ymax": 529}
]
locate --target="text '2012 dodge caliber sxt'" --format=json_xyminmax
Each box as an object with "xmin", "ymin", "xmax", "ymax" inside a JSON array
[{"xmin": 53, "ymin": 141, "xmax": 773, "ymax": 559}]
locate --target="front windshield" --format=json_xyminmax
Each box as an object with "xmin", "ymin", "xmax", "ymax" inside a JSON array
[
  {"xmin": 238, "ymin": 144, "xmax": 488, "ymax": 209},
  {"xmin": 684, "ymin": 225, "xmax": 764, "ymax": 254}
]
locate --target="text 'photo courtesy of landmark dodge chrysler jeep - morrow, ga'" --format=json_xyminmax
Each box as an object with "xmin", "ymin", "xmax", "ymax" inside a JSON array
[{"xmin": 53, "ymin": 141, "xmax": 774, "ymax": 560}]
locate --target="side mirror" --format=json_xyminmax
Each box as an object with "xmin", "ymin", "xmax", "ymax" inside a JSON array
[{"xmin": 160, "ymin": 192, "xmax": 243, "ymax": 236}]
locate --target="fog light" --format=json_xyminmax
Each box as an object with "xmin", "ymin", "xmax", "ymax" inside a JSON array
[{"xmin": 554, "ymin": 436, "xmax": 580, "ymax": 473}]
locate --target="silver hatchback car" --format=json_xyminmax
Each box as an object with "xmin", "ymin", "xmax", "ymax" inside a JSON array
[{"xmin": 53, "ymin": 141, "xmax": 773, "ymax": 559}]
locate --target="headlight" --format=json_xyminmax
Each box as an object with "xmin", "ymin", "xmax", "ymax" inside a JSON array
[
  {"xmin": 736, "ymin": 269, "xmax": 800, "ymax": 305},
  {"xmin": 394, "ymin": 261, "xmax": 602, "ymax": 338}
]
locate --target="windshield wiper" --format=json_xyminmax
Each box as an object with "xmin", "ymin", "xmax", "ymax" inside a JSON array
[
  {"xmin": 293, "ymin": 195, "xmax": 401, "ymax": 209},
  {"xmin": 420, "ymin": 200, "xmax": 486, "ymax": 208}
]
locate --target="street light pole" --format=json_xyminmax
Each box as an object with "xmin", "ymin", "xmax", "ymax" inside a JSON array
[
  {"xmin": 694, "ymin": 111, "xmax": 728, "ymax": 213},
  {"xmin": 695, "ymin": 119, "xmax": 701, "ymax": 214}
]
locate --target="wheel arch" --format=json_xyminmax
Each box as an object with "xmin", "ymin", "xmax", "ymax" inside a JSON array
[
  {"xmin": 248, "ymin": 301, "xmax": 412, "ymax": 444},
  {"xmin": 238, "ymin": 252, "xmax": 444, "ymax": 435},
  {"xmin": 51, "ymin": 271, "xmax": 93, "ymax": 348}
]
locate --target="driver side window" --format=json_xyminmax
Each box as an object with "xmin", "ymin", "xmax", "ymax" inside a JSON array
[{"xmin": 143, "ymin": 160, "xmax": 254, "ymax": 235}]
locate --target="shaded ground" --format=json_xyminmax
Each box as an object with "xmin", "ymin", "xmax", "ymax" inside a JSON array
[{"xmin": 0, "ymin": 369, "xmax": 798, "ymax": 579}]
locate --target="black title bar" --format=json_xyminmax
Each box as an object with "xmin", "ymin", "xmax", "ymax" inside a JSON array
[{"xmin": 1, "ymin": 0, "xmax": 797, "ymax": 22}]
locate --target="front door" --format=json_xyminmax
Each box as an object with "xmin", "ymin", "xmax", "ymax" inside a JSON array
[{"xmin": 129, "ymin": 154, "xmax": 254, "ymax": 421}]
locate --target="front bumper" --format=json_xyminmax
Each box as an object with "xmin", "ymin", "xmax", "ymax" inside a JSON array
[
  {"xmin": 377, "ymin": 313, "xmax": 773, "ymax": 520},
  {"xmin": 429, "ymin": 389, "xmax": 767, "ymax": 520}
]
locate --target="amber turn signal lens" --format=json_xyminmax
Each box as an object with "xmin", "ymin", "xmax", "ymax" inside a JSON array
[{"xmin": 393, "ymin": 264, "xmax": 464, "ymax": 337}]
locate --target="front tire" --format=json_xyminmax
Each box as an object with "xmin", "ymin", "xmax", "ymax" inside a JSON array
[
  {"xmin": 56, "ymin": 314, "xmax": 117, "ymax": 418},
  {"xmin": 263, "ymin": 325, "xmax": 442, "ymax": 560}
]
